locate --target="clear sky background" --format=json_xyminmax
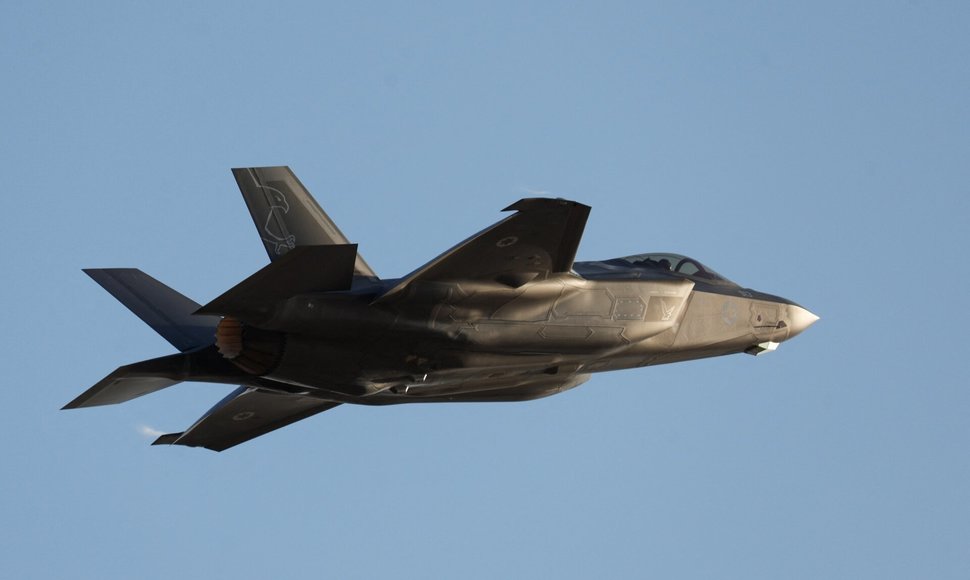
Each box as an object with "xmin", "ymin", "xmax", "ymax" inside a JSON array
[{"xmin": 2, "ymin": 2, "xmax": 968, "ymax": 578}]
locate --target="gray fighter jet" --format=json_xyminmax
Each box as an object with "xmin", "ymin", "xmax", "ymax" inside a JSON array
[{"xmin": 64, "ymin": 167, "xmax": 818, "ymax": 451}]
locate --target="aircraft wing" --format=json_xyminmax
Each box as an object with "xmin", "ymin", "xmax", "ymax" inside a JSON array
[
  {"xmin": 377, "ymin": 198, "xmax": 590, "ymax": 302},
  {"xmin": 152, "ymin": 387, "xmax": 340, "ymax": 452}
]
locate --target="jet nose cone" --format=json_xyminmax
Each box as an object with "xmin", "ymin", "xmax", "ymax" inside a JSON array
[{"xmin": 786, "ymin": 305, "xmax": 819, "ymax": 338}]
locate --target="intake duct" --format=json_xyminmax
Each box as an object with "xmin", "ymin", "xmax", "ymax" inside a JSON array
[{"xmin": 215, "ymin": 316, "xmax": 285, "ymax": 375}]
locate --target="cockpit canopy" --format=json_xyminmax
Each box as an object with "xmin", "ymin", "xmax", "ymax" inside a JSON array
[
  {"xmin": 576, "ymin": 253, "xmax": 736, "ymax": 286},
  {"xmin": 612, "ymin": 253, "xmax": 734, "ymax": 284}
]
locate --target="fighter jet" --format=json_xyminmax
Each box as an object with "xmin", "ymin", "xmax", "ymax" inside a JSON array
[{"xmin": 63, "ymin": 167, "xmax": 818, "ymax": 451}]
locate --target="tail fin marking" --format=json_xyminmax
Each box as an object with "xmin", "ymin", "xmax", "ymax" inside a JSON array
[{"xmin": 232, "ymin": 166, "xmax": 377, "ymax": 278}]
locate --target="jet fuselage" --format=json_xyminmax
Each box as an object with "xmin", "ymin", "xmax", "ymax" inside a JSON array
[
  {"xmin": 64, "ymin": 166, "xmax": 818, "ymax": 451},
  {"xmin": 236, "ymin": 265, "xmax": 816, "ymax": 404}
]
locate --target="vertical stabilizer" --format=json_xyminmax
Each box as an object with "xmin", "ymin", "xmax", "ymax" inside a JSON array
[{"xmin": 232, "ymin": 166, "xmax": 377, "ymax": 278}]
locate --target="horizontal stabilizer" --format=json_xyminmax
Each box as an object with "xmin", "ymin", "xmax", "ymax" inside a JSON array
[
  {"xmin": 151, "ymin": 387, "xmax": 341, "ymax": 451},
  {"xmin": 197, "ymin": 244, "xmax": 358, "ymax": 316},
  {"xmin": 63, "ymin": 346, "xmax": 249, "ymax": 409},
  {"xmin": 376, "ymin": 198, "xmax": 590, "ymax": 303},
  {"xmin": 232, "ymin": 166, "xmax": 377, "ymax": 277},
  {"xmin": 63, "ymin": 354, "xmax": 186, "ymax": 409},
  {"xmin": 84, "ymin": 269, "xmax": 219, "ymax": 352}
]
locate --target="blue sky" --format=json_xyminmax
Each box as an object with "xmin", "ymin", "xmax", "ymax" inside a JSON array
[{"xmin": 2, "ymin": 2, "xmax": 968, "ymax": 578}]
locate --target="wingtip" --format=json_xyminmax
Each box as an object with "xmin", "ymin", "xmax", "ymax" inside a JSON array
[
  {"xmin": 502, "ymin": 198, "xmax": 590, "ymax": 212},
  {"xmin": 82, "ymin": 268, "xmax": 106, "ymax": 280},
  {"xmin": 152, "ymin": 432, "xmax": 183, "ymax": 446},
  {"xmin": 230, "ymin": 165, "xmax": 291, "ymax": 173},
  {"xmin": 61, "ymin": 392, "xmax": 96, "ymax": 410}
]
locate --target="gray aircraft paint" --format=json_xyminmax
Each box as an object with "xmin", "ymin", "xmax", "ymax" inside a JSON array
[{"xmin": 64, "ymin": 166, "xmax": 817, "ymax": 451}]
